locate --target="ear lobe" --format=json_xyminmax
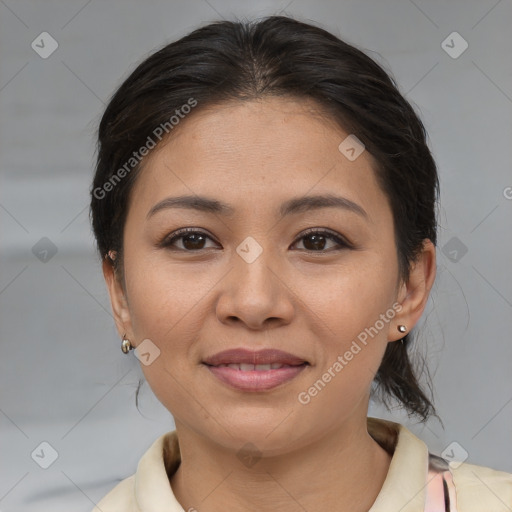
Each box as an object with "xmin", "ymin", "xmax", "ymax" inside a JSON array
[
  {"xmin": 390, "ymin": 239, "xmax": 436, "ymax": 342},
  {"xmin": 102, "ymin": 258, "xmax": 132, "ymax": 340}
]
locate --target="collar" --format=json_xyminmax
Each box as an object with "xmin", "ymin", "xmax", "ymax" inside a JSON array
[
  {"xmin": 134, "ymin": 417, "xmax": 430, "ymax": 512},
  {"xmin": 367, "ymin": 417, "xmax": 429, "ymax": 511}
]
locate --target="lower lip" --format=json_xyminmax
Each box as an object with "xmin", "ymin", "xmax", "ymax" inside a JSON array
[{"xmin": 205, "ymin": 364, "xmax": 308, "ymax": 391}]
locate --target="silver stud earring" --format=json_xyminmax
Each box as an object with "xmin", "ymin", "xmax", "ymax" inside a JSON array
[
  {"xmin": 121, "ymin": 334, "xmax": 133, "ymax": 354},
  {"xmin": 398, "ymin": 325, "xmax": 407, "ymax": 333}
]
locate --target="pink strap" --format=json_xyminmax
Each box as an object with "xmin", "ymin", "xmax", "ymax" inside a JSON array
[
  {"xmin": 425, "ymin": 470, "xmax": 446, "ymax": 511},
  {"xmin": 425, "ymin": 468, "xmax": 459, "ymax": 511},
  {"xmin": 443, "ymin": 471, "xmax": 459, "ymax": 512}
]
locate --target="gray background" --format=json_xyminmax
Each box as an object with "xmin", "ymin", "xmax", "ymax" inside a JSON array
[{"xmin": 1, "ymin": 1, "xmax": 511, "ymax": 511}]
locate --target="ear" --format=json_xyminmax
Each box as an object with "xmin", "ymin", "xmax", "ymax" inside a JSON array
[
  {"xmin": 389, "ymin": 239, "xmax": 436, "ymax": 342},
  {"xmin": 102, "ymin": 257, "xmax": 133, "ymax": 341}
]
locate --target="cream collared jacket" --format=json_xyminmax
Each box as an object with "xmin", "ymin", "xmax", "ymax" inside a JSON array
[{"xmin": 92, "ymin": 417, "xmax": 512, "ymax": 511}]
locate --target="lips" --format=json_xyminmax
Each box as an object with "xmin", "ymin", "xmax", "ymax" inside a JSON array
[
  {"xmin": 212, "ymin": 362, "xmax": 293, "ymax": 371},
  {"xmin": 202, "ymin": 348, "xmax": 308, "ymax": 367},
  {"xmin": 203, "ymin": 348, "xmax": 309, "ymax": 391},
  {"xmin": 203, "ymin": 348, "xmax": 309, "ymax": 392}
]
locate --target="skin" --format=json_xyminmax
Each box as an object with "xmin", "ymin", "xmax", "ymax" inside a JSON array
[{"xmin": 103, "ymin": 96, "xmax": 436, "ymax": 512}]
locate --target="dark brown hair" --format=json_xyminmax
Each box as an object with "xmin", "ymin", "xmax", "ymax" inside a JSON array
[{"xmin": 90, "ymin": 15, "xmax": 440, "ymax": 422}]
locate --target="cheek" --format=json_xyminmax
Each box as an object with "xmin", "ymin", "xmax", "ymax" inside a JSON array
[
  {"xmin": 298, "ymin": 255, "xmax": 398, "ymax": 391},
  {"xmin": 124, "ymin": 248, "xmax": 212, "ymax": 338},
  {"xmin": 122, "ymin": 254, "xmax": 212, "ymax": 410},
  {"xmin": 304, "ymin": 254, "xmax": 398, "ymax": 341},
  {"xmin": 295, "ymin": 272, "xmax": 395, "ymax": 421}
]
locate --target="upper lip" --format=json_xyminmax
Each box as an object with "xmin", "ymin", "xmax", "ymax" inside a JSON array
[{"xmin": 203, "ymin": 348, "xmax": 308, "ymax": 366}]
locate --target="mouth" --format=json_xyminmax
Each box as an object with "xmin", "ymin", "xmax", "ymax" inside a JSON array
[
  {"xmin": 208, "ymin": 362, "xmax": 304, "ymax": 371},
  {"xmin": 203, "ymin": 348, "xmax": 308, "ymax": 366},
  {"xmin": 202, "ymin": 348, "xmax": 309, "ymax": 391}
]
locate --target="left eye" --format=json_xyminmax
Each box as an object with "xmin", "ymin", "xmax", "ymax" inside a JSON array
[
  {"xmin": 292, "ymin": 230, "xmax": 350, "ymax": 252},
  {"xmin": 160, "ymin": 228, "xmax": 350, "ymax": 252}
]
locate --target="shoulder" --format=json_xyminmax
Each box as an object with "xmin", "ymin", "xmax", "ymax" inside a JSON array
[
  {"xmin": 448, "ymin": 460, "xmax": 512, "ymax": 511},
  {"xmin": 390, "ymin": 419, "xmax": 512, "ymax": 512},
  {"xmin": 91, "ymin": 474, "xmax": 137, "ymax": 512},
  {"xmin": 89, "ymin": 430, "xmax": 181, "ymax": 512}
]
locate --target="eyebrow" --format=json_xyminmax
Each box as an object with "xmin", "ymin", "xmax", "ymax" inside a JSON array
[{"xmin": 146, "ymin": 193, "xmax": 368, "ymax": 220}]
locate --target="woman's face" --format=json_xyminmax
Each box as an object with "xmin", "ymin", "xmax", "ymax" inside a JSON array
[{"xmin": 106, "ymin": 97, "xmax": 429, "ymax": 454}]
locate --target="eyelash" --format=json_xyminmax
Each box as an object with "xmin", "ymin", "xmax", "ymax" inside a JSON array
[{"xmin": 159, "ymin": 227, "xmax": 353, "ymax": 253}]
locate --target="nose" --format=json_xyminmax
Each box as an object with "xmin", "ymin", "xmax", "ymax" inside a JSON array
[{"xmin": 215, "ymin": 244, "xmax": 295, "ymax": 331}]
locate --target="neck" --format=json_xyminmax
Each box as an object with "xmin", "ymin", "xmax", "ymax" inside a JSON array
[{"xmin": 169, "ymin": 416, "xmax": 392, "ymax": 512}]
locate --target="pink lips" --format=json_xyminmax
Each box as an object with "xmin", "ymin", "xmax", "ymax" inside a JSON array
[{"xmin": 203, "ymin": 348, "xmax": 309, "ymax": 392}]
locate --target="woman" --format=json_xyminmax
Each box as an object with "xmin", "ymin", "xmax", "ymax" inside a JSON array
[{"xmin": 89, "ymin": 15, "xmax": 512, "ymax": 512}]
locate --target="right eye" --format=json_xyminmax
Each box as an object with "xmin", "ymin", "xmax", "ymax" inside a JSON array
[{"xmin": 160, "ymin": 228, "xmax": 220, "ymax": 251}]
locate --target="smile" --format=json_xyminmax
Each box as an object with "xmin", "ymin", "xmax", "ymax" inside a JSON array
[
  {"xmin": 204, "ymin": 362, "xmax": 308, "ymax": 391},
  {"xmin": 212, "ymin": 363, "xmax": 297, "ymax": 370}
]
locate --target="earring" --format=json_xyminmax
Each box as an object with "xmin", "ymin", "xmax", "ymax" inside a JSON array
[
  {"xmin": 398, "ymin": 325, "xmax": 407, "ymax": 333},
  {"xmin": 121, "ymin": 334, "xmax": 133, "ymax": 354}
]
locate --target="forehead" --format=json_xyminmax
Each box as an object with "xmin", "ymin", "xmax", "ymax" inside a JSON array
[{"xmin": 127, "ymin": 97, "xmax": 390, "ymax": 224}]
